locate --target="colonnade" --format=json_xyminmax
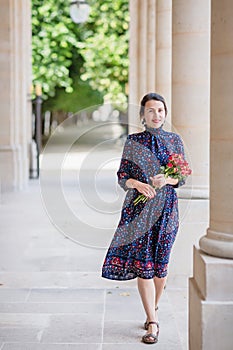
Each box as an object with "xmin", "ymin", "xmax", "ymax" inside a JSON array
[
  {"xmin": 129, "ymin": 0, "xmax": 232, "ymax": 349},
  {"xmin": 129, "ymin": 0, "xmax": 210, "ymax": 199},
  {"xmin": 129, "ymin": 0, "xmax": 172, "ymax": 128},
  {"xmin": 190, "ymin": 1, "xmax": 233, "ymax": 348},
  {"xmin": 0, "ymin": 0, "xmax": 232, "ymax": 348}
]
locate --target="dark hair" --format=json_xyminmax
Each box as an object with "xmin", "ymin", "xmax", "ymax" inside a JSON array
[{"xmin": 139, "ymin": 92, "xmax": 168, "ymax": 117}]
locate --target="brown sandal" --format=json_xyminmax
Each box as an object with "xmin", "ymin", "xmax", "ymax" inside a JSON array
[
  {"xmin": 144, "ymin": 306, "xmax": 159, "ymax": 330},
  {"xmin": 142, "ymin": 321, "xmax": 159, "ymax": 344}
]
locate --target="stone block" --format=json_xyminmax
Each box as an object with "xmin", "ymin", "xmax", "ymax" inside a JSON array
[
  {"xmin": 189, "ymin": 277, "xmax": 203, "ymax": 350},
  {"xmin": 193, "ymin": 246, "xmax": 233, "ymax": 300},
  {"xmin": 189, "ymin": 277, "xmax": 233, "ymax": 350}
]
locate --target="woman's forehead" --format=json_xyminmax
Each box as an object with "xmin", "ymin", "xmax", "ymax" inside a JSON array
[{"xmin": 145, "ymin": 100, "xmax": 164, "ymax": 108}]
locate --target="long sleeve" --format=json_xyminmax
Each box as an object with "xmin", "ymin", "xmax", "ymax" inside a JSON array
[{"xmin": 117, "ymin": 135, "xmax": 133, "ymax": 191}]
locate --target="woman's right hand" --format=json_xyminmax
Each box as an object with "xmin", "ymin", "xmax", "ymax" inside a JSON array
[{"xmin": 126, "ymin": 179, "xmax": 156, "ymax": 198}]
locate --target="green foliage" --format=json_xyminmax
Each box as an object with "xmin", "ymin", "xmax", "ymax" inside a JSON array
[
  {"xmin": 79, "ymin": 0, "xmax": 129, "ymax": 108},
  {"xmin": 32, "ymin": 0, "xmax": 129, "ymax": 110},
  {"xmin": 43, "ymin": 77, "xmax": 103, "ymax": 113},
  {"xmin": 32, "ymin": 0, "xmax": 82, "ymax": 98}
]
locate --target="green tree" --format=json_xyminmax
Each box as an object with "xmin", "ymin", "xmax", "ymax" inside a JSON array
[
  {"xmin": 43, "ymin": 76, "xmax": 103, "ymax": 113},
  {"xmin": 32, "ymin": 0, "xmax": 81, "ymax": 97},
  {"xmin": 79, "ymin": 0, "xmax": 129, "ymax": 108},
  {"xmin": 32, "ymin": 0, "xmax": 129, "ymax": 110}
]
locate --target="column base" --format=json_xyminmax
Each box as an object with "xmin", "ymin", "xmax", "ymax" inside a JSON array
[
  {"xmin": 0, "ymin": 145, "xmax": 28, "ymax": 191},
  {"xmin": 200, "ymin": 228, "xmax": 233, "ymax": 259},
  {"xmin": 177, "ymin": 185, "xmax": 209, "ymax": 200},
  {"xmin": 189, "ymin": 247, "xmax": 233, "ymax": 350}
]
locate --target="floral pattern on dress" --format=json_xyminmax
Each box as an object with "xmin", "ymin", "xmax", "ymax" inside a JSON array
[{"xmin": 101, "ymin": 126, "xmax": 186, "ymax": 280}]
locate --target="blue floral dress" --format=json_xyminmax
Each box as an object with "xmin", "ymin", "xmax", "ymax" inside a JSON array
[{"xmin": 101, "ymin": 126, "xmax": 186, "ymax": 280}]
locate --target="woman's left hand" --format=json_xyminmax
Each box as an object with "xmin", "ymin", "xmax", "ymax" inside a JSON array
[{"xmin": 150, "ymin": 174, "xmax": 167, "ymax": 189}]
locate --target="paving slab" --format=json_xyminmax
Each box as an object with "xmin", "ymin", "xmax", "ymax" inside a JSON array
[
  {"xmin": 0, "ymin": 289, "xmax": 30, "ymax": 302},
  {"xmin": 40, "ymin": 314, "xmax": 103, "ymax": 344},
  {"xmin": 102, "ymin": 290, "xmax": 184, "ymax": 347},
  {"xmin": 0, "ymin": 302, "xmax": 103, "ymax": 315},
  {"xmin": 105, "ymin": 300, "xmax": 144, "ymax": 322},
  {"xmin": 104, "ymin": 288, "xmax": 167, "ymax": 322},
  {"xmin": 166, "ymin": 287, "xmax": 188, "ymax": 348},
  {"xmin": 0, "ymin": 328, "xmax": 42, "ymax": 343},
  {"xmin": 2, "ymin": 344, "xmax": 102, "ymax": 350},
  {"xmin": 0, "ymin": 313, "xmax": 50, "ymax": 343},
  {"xmin": 102, "ymin": 342, "xmax": 182, "ymax": 350},
  {"xmin": 103, "ymin": 320, "xmax": 182, "ymax": 348},
  {"xmin": 0, "ymin": 272, "xmax": 137, "ymax": 289},
  {"xmin": 0, "ymin": 313, "xmax": 50, "ymax": 328},
  {"xmin": 27, "ymin": 288, "xmax": 104, "ymax": 303},
  {"xmin": 174, "ymin": 310, "xmax": 188, "ymax": 350}
]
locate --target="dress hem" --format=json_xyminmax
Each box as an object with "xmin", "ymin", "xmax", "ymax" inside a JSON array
[{"xmin": 101, "ymin": 271, "xmax": 167, "ymax": 281}]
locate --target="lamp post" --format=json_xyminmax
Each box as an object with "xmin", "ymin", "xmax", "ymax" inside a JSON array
[
  {"xmin": 35, "ymin": 84, "xmax": 42, "ymax": 157},
  {"xmin": 30, "ymin": 84, "xmax": 42, "ymax": 179},
  {"xmin": 70, "ymin": 0, "xmax": 90, "ymax": 23}
]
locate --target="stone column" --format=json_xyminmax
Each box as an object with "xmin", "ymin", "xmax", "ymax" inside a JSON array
[
  {"xmin": 128, "ymin": 0, "xmax": 172, "ymax": 132},
  {"xmin": 199, "ymin": 0, "xmax": 233, "ymax": 259},
  {"xmin": 156, "ymin": 0, "xmax": 172, "ymax": 129},
  {"xmin": 189, "ymin": 1, "xmax": 233, "ymax": 349},
  {"xmin": 172, "ymin": 0, "xmax": 211, "ymax": 198},
  {"xmin": 0, "ymin": 0, "xmax": 31, "ymax": 192}
]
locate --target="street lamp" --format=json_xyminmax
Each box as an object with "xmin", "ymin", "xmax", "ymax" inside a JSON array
[{"xmin": 70, "ymin": 0, "xmax": 90, "ymax": 23}]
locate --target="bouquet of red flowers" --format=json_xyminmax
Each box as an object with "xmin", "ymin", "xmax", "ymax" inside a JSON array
[
  {"xmin": 160, "ymin": 153, "xmax": 192, "ymax": 181},
  {"xmin": 133, "ymin": 153, "xmax": 192, "ymax": 205}
]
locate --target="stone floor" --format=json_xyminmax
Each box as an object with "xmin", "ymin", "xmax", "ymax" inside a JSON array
[{"xmin": 0, "ymin": 121, "xmax": 208, "ymax": 349}]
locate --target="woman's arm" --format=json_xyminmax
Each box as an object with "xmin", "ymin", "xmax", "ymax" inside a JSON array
[
  {"xmin": 165, "ymin": 176, "xmax": 179, "ymax": 186},
  {"xmin": 117, "ymin": 136, "xmax": 133, "ymax": 191},
  {"xmin": 149, "ymin": 174, "xmax": 178, "ymax": 189},
  {"xmin": 126, "ymin": 178, "xmax": 156, "ymax": 198}
]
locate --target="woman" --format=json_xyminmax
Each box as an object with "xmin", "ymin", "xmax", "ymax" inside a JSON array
[{"xmin": 102, "ymin": 92, "xmax": 188, "ymax": 344}]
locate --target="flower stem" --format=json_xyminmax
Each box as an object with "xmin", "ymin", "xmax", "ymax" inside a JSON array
[{"xmin": 133, "ymin": 194, "xmax": 148, "ymax": 205}]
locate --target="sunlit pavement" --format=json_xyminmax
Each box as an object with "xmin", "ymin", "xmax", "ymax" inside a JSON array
[{"xmin": 0, "ymin": 121, "xmax": 189, "ymax": 349}]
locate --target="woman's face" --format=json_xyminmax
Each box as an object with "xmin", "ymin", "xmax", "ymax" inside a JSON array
[{"xmin": 143, "ymin": 99, "xmax": 166, "ymax": 129}]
